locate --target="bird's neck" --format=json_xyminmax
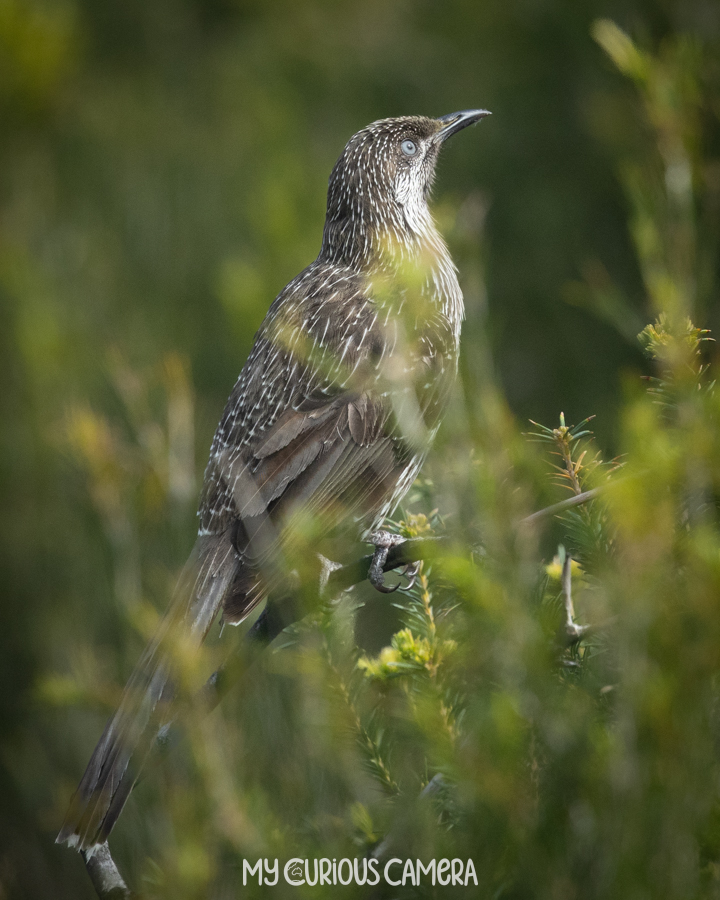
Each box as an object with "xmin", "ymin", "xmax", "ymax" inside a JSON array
[
  {"xmin": 319, "ymin": 202, "xmax": 463, "ymax": 333},
  {"xmin": 319, "ymin": 200, "xmax": 447, "ymax": 274}
]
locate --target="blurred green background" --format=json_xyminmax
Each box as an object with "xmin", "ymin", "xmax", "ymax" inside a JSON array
[{"xmin": 2, "ymin": 0, "xmax": 720, "ymax": 897}]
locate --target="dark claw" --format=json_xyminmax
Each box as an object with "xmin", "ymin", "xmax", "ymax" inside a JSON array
[
  {"xmin": 367, "ymin": 530, "xmax": 406, "ymax": 594},
  {"xmin": 400, "ymin": 561, "xmax": 421, "ymax": 592},
  {"xmin": 372, "ymin": 573, "xmax": 401, "ymax": 593}
]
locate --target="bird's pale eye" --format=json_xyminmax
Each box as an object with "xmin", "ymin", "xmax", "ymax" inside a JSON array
[{"xmin": 401, "ymin": 139, "xmax": 418, "ymax": 157}]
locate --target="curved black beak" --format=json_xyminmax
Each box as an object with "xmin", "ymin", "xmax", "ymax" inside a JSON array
[{"xmin": 435, "ymin": 109, "xmax": 491, "ymax": 142}]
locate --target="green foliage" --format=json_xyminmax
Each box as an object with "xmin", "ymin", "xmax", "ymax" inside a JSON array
[{"xmin": 2, "ymin": 3, "xmax": 720, "ymax": 900}]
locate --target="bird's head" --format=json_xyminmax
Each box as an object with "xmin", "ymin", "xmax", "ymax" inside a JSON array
[{"xmin": 321, "ymin": 110, "xmax": 490, "ymax": 266}]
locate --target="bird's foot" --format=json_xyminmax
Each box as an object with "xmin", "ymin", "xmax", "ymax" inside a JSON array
[{"xmin": 368, "ymin": 531, "xmax": 407, "ymax": 593}]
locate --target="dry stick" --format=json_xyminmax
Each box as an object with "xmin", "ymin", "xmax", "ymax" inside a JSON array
[
  {"xmin": 520, "ymin": 487, "xmax": 601, "ymax": 526},
  {"xmin": 81, "ymin": 844, "xmax": 132, "ymax": 900},
  {"xmin": 79, "ymin": 491, "xmax": 599, "ymax": 898},
  {"xmin": 561, "ymin": 552, "xmax": 591, "ymax": 644}
]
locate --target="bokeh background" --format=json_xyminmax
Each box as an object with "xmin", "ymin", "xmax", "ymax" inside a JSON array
[{"xmin": 2, "ymin": 0, "xmax": 720, "ymax": 897}]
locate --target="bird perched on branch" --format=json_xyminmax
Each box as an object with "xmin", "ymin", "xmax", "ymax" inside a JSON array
[{"xmin": 58, "ymin": 109, "xmax": 490, "ymax": 853}]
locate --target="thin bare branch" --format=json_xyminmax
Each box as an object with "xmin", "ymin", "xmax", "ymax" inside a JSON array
[
  {"xmin": 521, "ymin": 487, "xmax": 601, "ymax": 525},
  {"xmin": 560, "ymin": 552, "xmax": 591, "ymax": 644},
  {"xmin": 81, "ymin": 844, "xmax": 132, "ymax": 900}
]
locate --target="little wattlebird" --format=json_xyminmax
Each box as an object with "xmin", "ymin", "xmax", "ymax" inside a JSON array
[{"xmin": 57, "ymin": 109, "xmax": 490, "ymax": 853}]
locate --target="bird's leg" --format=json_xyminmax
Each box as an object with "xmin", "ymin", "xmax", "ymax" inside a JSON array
[{"xmin": 368, "ymin": 530, "xmax": 407, "ymax": 593}]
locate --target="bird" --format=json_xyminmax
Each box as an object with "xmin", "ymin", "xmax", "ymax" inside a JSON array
[{"xmin": 57, "ymin": 109, "xmax": 490, "ymax": 853}]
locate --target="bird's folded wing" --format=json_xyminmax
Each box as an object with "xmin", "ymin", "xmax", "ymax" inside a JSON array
[
  {"xmin": 206, "ymin": 391, "xmax": 404, "ymax": 624},
  {"xmin": 226, "ymin": 391, "xmax": 398, "ymax": 528}
]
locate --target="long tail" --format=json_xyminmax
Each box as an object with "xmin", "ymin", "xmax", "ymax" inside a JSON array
[{"xmin": 57, "ymin": 533, "xmax": 240, "ymax": 853}]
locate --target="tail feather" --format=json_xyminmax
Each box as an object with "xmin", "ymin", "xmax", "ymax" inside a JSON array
[{"xmin": 57, "ymin": 533, "xmax": 239, "ymax": 852}]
